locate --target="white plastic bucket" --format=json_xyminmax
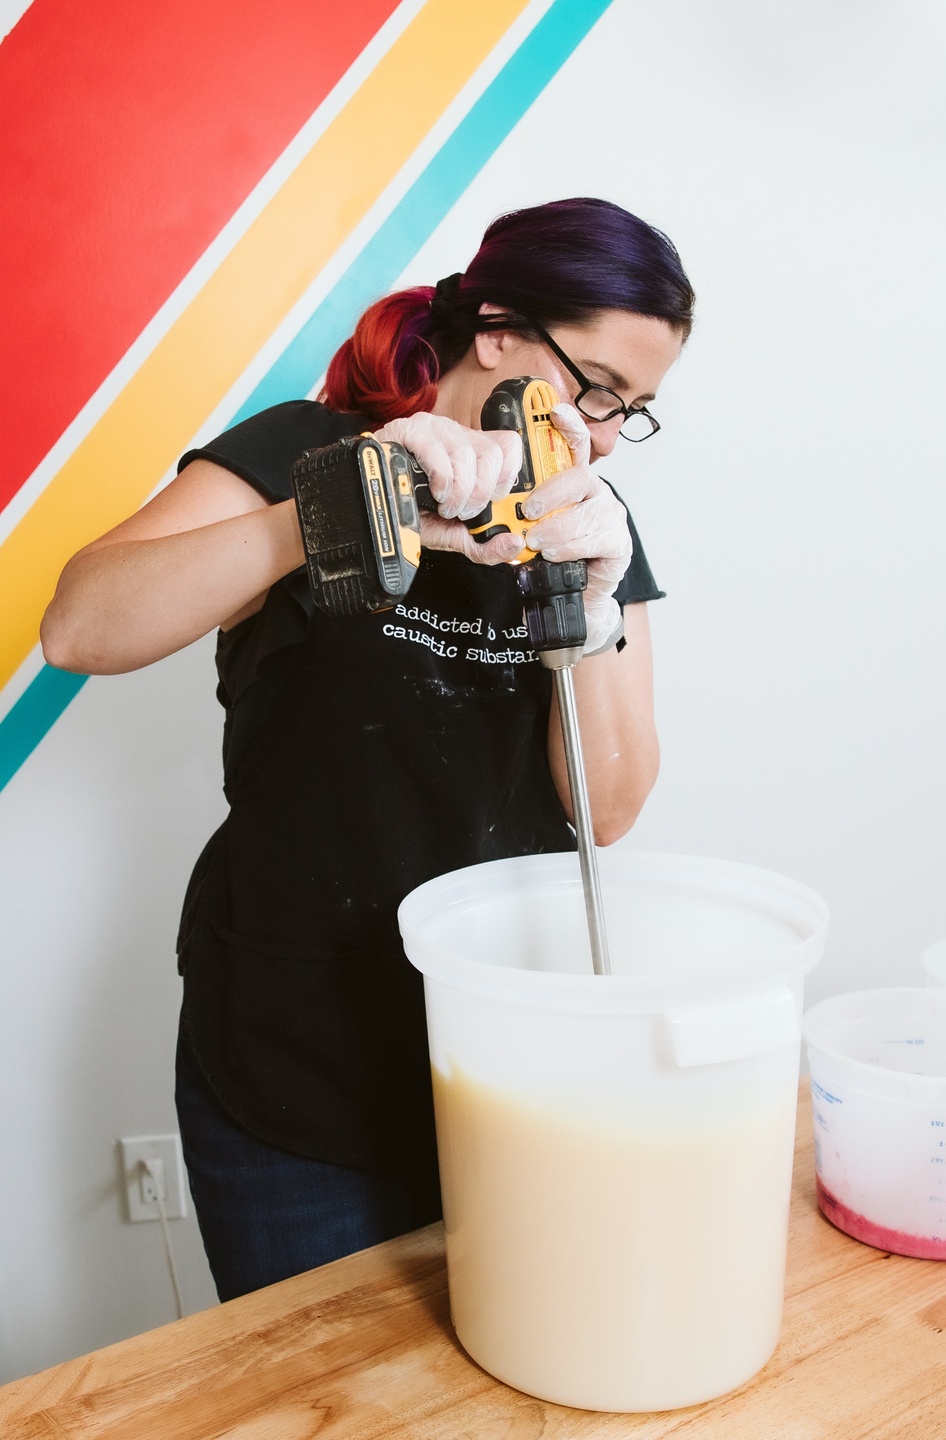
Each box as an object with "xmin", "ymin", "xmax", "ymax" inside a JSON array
[
  {"xmin": 803, "ymin": 987, "xmax": 946, "ymax": 1260},
  {"xmin": 398, "ymin": 851, "xmax": 828, "ymax": 1412}
]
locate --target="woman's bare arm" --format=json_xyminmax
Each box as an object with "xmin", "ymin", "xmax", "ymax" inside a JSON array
[{"xmin": 40, "ymin": 460, "xmax": 304, "ymax": 675}]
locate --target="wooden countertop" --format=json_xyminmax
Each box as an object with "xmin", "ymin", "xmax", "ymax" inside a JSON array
[{"xmin": 3, "ymin": 1083, "xmax": 945, "ymax": 1439}]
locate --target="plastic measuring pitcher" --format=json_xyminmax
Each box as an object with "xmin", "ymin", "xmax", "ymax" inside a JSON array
[
  {"xmin": 398, "ymin": 850, "xmax": 828, "ymax": 1413},
  {"xmin": 803, "ymin": 987, "xmax": 946, "ymax": 1259}
]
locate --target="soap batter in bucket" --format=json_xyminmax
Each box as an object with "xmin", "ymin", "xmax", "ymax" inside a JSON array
[{"xmin": 41, "ymin": 198, "xmax": 694, "ymax": 1302}]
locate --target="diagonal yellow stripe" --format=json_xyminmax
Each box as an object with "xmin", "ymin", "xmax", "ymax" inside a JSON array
[{"xmin": 1, "ymin": 0, "xmax": 532, "ymax": 689}]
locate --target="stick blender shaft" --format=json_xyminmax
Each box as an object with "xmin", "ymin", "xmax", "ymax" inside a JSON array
[
  {"xmin": 517, "ymin": 561, "xmax": 612, "ymax": 977},
  {"xmin": 554, "ymin": 667, "xmax": 611, "ymax": 977}
]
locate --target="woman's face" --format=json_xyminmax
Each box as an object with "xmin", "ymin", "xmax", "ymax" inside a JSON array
[{"xmin": 476, "ymin": 309, "xmax": 684, "ymax": 461}]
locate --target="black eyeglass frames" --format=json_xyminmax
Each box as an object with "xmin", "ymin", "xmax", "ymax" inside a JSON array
[{"xmin": 522, "ymin": 317, "xmax": 660, "ymax": 443}]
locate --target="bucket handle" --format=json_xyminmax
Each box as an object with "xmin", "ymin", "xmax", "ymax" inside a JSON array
[{"xmin": 662, "ymin": 986, "xmax": 799, "ymax": 1068}]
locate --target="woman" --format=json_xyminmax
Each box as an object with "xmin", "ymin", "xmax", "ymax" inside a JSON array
[{"xmin": 41, "ymin": 196, "xmax": 694, "ymax": 1300}]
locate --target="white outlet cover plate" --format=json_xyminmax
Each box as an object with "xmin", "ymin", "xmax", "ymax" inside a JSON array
[{"xmin": 119, "ymin": 1134, "xmax": 187, "ymax": 1222}]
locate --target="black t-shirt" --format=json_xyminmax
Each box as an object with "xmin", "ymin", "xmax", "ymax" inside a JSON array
[{"xmin": 176, "ymin": 401, "xmax": 663, "ymax": 1178}]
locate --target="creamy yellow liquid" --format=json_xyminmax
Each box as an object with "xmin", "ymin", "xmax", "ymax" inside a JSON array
[{"xmin": 432, "ymin": 1066, "xmax": 797, "ymax": 1412}]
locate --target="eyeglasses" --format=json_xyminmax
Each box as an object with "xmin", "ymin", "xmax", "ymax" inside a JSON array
[{"xmin": 523, "ymin": 317, "xmax": 661, "ymax": 443}]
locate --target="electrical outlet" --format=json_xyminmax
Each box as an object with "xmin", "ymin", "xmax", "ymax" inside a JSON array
[
  {"xmin": 139, "ymin": 1156, "xmax": 165, "ymax": 1207},
  {"xmin": 119, "ymin": 1134, "xmax": 187, "ymax": 1222}
]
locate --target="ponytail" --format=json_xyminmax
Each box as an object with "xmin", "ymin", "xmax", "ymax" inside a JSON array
[{"xmin": 321, "ymin": 287, "xmax": 440, "ymax": 423}]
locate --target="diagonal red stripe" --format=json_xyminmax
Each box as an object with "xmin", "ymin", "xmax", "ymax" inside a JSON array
[{"xmin": 0, "ymin": 0, "xmax": 400, "ymax": 512}]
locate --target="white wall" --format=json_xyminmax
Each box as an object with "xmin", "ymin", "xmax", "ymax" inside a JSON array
[
  {"xmin": 608, "ymin": 0, "xmax": 946, "ymax": 1005},
  {"xmin": 0, "ymin": 638, "xmax": 224, "ymax": 1380},
  {"xmin": 2, "ymin": 0, "xmax": 944, "ymax": 1381}
]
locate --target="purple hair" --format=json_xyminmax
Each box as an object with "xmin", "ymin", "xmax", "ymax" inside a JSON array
[{"xmin": 322, "ymin": 197, "xmax": 694, "ymax": 423}]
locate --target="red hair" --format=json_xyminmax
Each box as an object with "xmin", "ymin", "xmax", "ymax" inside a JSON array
[{"xmin": 321, "ymin": 288, "xmax": 440, "ymax": 423}]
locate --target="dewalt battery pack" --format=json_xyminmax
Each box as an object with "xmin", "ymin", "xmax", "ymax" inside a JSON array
[{"xmin": 291, "ymin": 434, "xmax": 429, "ymax": 616}]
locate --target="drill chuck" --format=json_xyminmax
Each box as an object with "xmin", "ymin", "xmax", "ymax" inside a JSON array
[{"xmin": 516, "ymin": 558, "xmax": 588, "ymax": 669}]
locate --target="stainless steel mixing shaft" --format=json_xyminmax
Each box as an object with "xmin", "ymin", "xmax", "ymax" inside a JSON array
[{"xmin": 552, "ymin": 665, "xmax": 612, "ymax": 977}]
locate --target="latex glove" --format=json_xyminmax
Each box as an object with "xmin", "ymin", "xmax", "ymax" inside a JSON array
[
  {"xmin": 521, "ymin": 404, "xmax": 632, "ymax": 654},
  {"xmin": 375, "ymin": 413, "xmax": 524, "ymax": 565}
]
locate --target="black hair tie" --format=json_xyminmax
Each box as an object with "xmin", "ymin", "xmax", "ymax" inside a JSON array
[{"xmin": 430, "ymin": 271, "xmax": 464, "ymax": 324}]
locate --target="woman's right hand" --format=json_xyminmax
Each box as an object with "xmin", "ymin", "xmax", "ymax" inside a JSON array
[{"xmin": 374, "ymin": 413, "xmax": 525, "ymax": 565}]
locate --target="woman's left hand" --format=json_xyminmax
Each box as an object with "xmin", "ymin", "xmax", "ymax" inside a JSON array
[{"xmin": 522, "ymin": 404, "xmax": 632, "ymax": 652}]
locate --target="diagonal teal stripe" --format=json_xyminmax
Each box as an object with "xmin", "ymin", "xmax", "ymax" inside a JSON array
[
  {"xmin": 0, "ymin": 666, "xmax": 87, "ymax": 791},
  {"xmin": 0, "ymin": 0, "xmax": 613, "ymax": 794}
]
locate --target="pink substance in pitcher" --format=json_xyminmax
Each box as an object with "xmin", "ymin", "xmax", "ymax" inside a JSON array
[{"xmin": 817, "ymin": 1180, "xmax": 946, "ymax": 1261}]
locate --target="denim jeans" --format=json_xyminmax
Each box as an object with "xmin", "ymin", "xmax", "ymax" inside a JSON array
[{"xmin": 175, "ymin": 1020, "xmax": 441, "ymax": 1302}]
